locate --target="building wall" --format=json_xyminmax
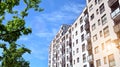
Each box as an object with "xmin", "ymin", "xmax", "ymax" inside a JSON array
[
  {"xmin": 49, "ymin": 0, "xmax": 120, "ymax": 67},
  {"xmin": 86, "ymin": 0, "xmax": 120, "ymax": 67}
]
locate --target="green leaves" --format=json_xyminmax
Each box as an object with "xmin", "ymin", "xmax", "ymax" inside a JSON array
[
  {"xmin": 0, "ymin": 0, "xmax": 43, "ymax": 67},
  {"xmin": 0, "ymin": 42, "xmax": 31, "ymax": 67}
]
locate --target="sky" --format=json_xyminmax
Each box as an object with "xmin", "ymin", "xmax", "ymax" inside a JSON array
[{"xmin": 16, "ymin": 0, "xmax": 86, "ymax": 67}]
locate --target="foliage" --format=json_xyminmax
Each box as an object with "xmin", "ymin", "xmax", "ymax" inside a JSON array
[{"xmin": 0, "ymin": 0, "xmax": 43, "ymax": 67}]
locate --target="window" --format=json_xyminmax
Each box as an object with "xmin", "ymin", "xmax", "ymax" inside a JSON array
[
  {"xmin": 75, "ymin": 31, "xmax": 78, "ymax": 36},
  {"xmin": 82, "ymin": 44, "xmax": 85, "ymax": 52},
  {"xmin": 76, "ymin": 48, "xmax": 79, "ymax": 53},
  {"xmin": 93, "ymin": 34, "xmax": 97, "ymax": 41},
  {"xmin": 89, "ymin": 4, "xmax": 93, "ymax": 11},
  {"xmin": 98, "ymin": 0, "xmax": 102, "ymax": 4},
  {"xmin": 67, "ymin": 48, "xmax": 69, "ymax": 53},
  {"xmin": 96, "ymin": 9, "xmax": 99, "ymax": 15},
  {"xmin": 99, "ymin": 30, "xmax": 102, "ymax": 37},
  {"xmin": 75, "ymin": 23, "xmax": 77, "ymax": 28},
  {"xmin": 74, "ymin": 60, "xmax": 75, "ymax": 64},
  {"xmin": 108, "ymin": 54, "xmax": 116, "ymax": 67},
  {"xmin": 101, "ymin": 14, "xmax": 107, "ymax": 25},
  {"xmin": 95, "ymin": 0, "xmax": 97, "ymax": 5},
  {"xmin": 83, "ymin": 54, "xmax": 86, "ymax": 63},
  {"xmin": 73, "ymin": 42, "xmax": 74, "ymax": 47},
  {"xmin": 92, "ymin": 23, "xmax": 96, "ymax": 31},
  {"xmin": 104, "ymin": 57, "xmax": 107, "ymax": 64},
  {"xmin": 67, "ymin": 56, "xmax": 69, "ymax": 61},
  {"xmin": 101, "ymin": 43, "xmax": 104, "ymax": 50},
  {"xmin": 73, "ymin": 51, "xmax": 75, "ymax": 55},
  {"xmin": 99, "ymin": 3, "xmax": 105, "ymax": 14},
  {"xmin": 96, "ymin": 59, "xmax": 101, "ymax": 67},
  {"xmin": 98, "ymin": 19, "xmax": 100, "ymax": 26},
  {"xmin": 72, "ymin": 27, "xmax": 74, "ymax": 31},
  {"xmin": 67, "ymin": 64, "xmax": 69, "ymax": 67},
  {"xmin": 80, "ymin": 17, "xmax": 83, "ymax": 24},
  {"xmin": 81, "ymin": 34, "xmax": 84, "ymax": 42},
  {"xmin": 83, "ymin": 65, "xmax": 87, "ymax": 67},
  {"xmin": 106, "ymin": 39, "xmax": 111, "ymax": 50},
  {"xmin": 95, "ymin": 46, "xmax": 99, "ymax": 54},
  {"xmin": 81, "ymin": 25, "xmax": 84, "ymax": 33},
  {"xmin": 77, "ymin": 57, "xmax": 79, "ymax": 63},
  {"xmin": 91, "ymin": 14, "xmax": 94, "ymax": 20},
  {"xmin": 88, "ymin": 0, "xmax": 91, "ymax": 3},
  {"xmin": 103, "ymin": 26, "xmax": 109, "ymax": 37},
  {"xmin": 66, "ymin": 34, "xmax": 68, "ymax": 39},
  {"xmin": 76, "ymin": 39, "xmax": 78, "ymax": 44}
]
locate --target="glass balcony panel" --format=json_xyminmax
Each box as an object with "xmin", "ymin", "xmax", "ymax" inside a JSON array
[
  {"xmin": 111, "ymin": 8, "xmax": 120, "ymax": 22},
  {"xmin": 113, "ymin": 22, "xmax": 120, "ymax": 33},
  {"xmin": 87, "ymin": 55, "xmax": 93, "ymax": 62}
]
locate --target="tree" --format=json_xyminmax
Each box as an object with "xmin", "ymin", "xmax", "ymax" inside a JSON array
[{"xmin": 0, "ymin": 0, "xmax": 43, "ymax": 67}]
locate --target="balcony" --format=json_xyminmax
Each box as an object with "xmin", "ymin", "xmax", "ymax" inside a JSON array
[
  {"xmin": 86, "ymin": 43, "xmax": 92, "ymax": 51},
  {"xmin": 87, "ymin": 55, "xmax": 93, "ymax": 63},
  {"xmin": 113, "ymin": 22, "xmax": 120, "ymax": 33},
  {"xmin": 108, "ymin": 0, "xmax": 118, "ymax": 7},
  {"xmin": 111, "ymin": 8, "xmax": 120, "ymax": 22},
  {"xmin": 85, "ymin": 33, "xmax": 91, "ymax": 41},
  {"xmin": 84, "ymin": 14, "xmax": 89, "ymax": 23}
]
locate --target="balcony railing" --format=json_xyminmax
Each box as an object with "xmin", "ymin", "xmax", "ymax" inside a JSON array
[
  {"xmin": 111, "ymin": 8, "xmax": 120, "ymax": 21},
  {"xmin": 85, "ymin": 33, "xmax": 91, "ymax": 41},
  {"xmin": 84, "ymin": 14, "xmax": 89, "ymax": 22},
  {"xmin": 85, "ymin": 23, "xmax": 90, "ymax": 32},
  {"xmin": 108, "ymin": 0, "xmax": 118, "ymax": 7},
  {"xmin": 87, "ymin": 55, "xmax": 93, "ymax": 62},
  {"xmin": 114, "ymin": 22, "xmax": 120, "ymax": 33},
  {"xmin": 86, "ymin": 43, "xmax": 92, "ymax": 51}
]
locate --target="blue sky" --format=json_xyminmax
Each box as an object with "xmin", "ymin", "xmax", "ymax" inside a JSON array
[{"xmin": 17, "ymin": 0, "xmax": 86, "ymax": 67}]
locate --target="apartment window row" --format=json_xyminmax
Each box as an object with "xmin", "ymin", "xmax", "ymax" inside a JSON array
[
  {"xmin": 92, "ymin": 14, "xmax": 107, "ymax": 31},
  {"xmin": 94, "ymin": 39, "xmax": 111, "ymax": 54},
  {"xmin": 80, "ymin": 25, "xmax": 84, "ymax": 33},
  {"xmin": 80, "ymin": 17, "xmax": 83, "ymax": 24},
  {"xmin": 90, "ymin": 13, "xmax": 94, "ymax": 20},
  {"xmin": 83, "ymin": 54, "xmax": 86, "ymax": 63},
  {"xmin": 82, "ymin": 43, "xmax": 85, "ymax": 52},
  {"xmin": 89, "ymin": 4, "xmax": 93, "ymax": 11},
  {"xmin": 73, "ymin": 48, "xmax": 79, "ymax": 55},
  {"xmin": 75, "ymin": 31, "xmax": 78, "ymax": 36},
  {"xmin": 95, "ymin": 0, "xmax": 103, "ymax": 5},
  {"xmin": 90, "ymin": 4, "xmax": 105, "ymax": 21},
  {"xmin": 96, "ymin": 3, "xmax": 105, "ymax": 15},
  {"xmin": 72, "ymin": 17, "xmax": 84, "ymax": 31},
  {"xmin": 76, "ymin": 39, "xmax": 78, "ymax": 44},
  {"xmin": 81, "ymin": 34, "xmax": 84, "ymax": 42},
  {"xmin": 93, "ymin": 26, "xmax": 109, "ymax": 42},
  {"xmin": 96, "ymin": 54, "xmax": 115, "ymax": 67},
  {"xmin": 76, "ymin": 48, "xmax": 79, "ymax": 53},
  {"xmin": 73, "ymin": 57, "xmax": 80, "ymax": 64}
]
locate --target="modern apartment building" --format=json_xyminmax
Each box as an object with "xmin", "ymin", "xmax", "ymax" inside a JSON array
[
  {"xmin": 49, "ymin": 0, "xmax": 120, "ymax": 67},
  {"xmin": 48, "ymin": 24, "xmax": 72, "ymax": 67}
]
